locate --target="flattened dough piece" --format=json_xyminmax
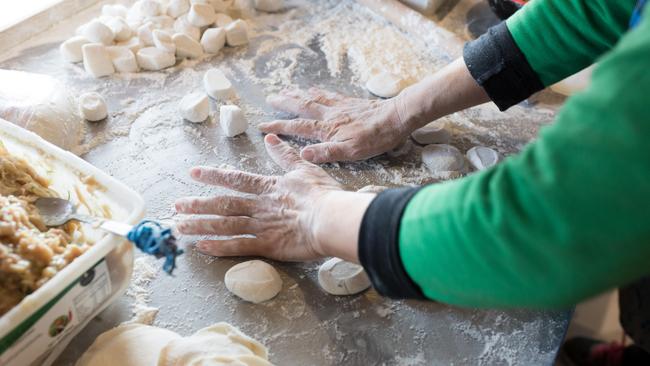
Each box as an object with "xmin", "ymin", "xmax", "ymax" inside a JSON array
[
  {"xmin": 159, "ymin": 322, "xmax": 270, "ymax": 365},
  {"xmin": 421, "ymin": 144, "xmax": 466, "ymax": 180},
  {"xmin": 318, "ymin": 258, "xmax": 371, "ymax": 295},
  {"xmin": 466, "ymin": 146, "xmax": 499, "ymax": 171},
  {"xmin": 76, "ymin": 324, "xmax": 181, "ymax": 366},
  {"xmin": 365, "ymin": 71, "xmax": 406, "ymax": 98},
  {"xmin": 224, "ymin": 260, "xmax": 282, "ymax": 303},
  {"xmin": 411, "ymin": 122, "xmax": 450, "ymax": 145}
]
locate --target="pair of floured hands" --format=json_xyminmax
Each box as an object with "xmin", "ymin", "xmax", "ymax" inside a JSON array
[{"xmin": 175, "ymin": 88, "xmax": 410, "ymax": 261}]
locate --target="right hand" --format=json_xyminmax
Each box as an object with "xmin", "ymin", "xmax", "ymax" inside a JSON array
[{"xmin": 259, "ymin": 88, "xmax": 414, "ymax": 164}]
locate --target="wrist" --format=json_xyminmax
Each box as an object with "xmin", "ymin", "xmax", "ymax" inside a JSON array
[{"xmin": 311, "ymin": 190, "xmax": 375, "ymax": 263}]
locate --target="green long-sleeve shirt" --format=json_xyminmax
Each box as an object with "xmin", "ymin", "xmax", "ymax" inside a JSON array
[{"xmin": 399, "ymin": 0, "xmax": 650, "ymax": 308}]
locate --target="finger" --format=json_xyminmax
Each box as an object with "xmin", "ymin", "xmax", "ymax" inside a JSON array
[
  {"xmin": 257, "ymin": 119, "xmax": 326, "ymax": 140},
  {"xmin": 300, "ymin": 141, "xmax": 355, "ymax": 164},
  {"xmin": 306, "ymin": 87, "xmax": 347, "ymax": 105},
  {"xmin": 190, "ymin": 167, "xmax": 276, "ymax": 194},
  {"xmin": 196, "ymin": 238, "xmax": 260, "ymax": 257},
  {"xmin": 175, "ymin": 196, "xmax": 259, "ymax": 216},
  {"xmin": 264, "ymin": 134, "xmax": 310, "ymax": 171},
  {"xmin": 266, "ymin": 94, "xmax": 326, "ymax": 119},
  {"xmin": 177, "ymin": 217, "xmax": 261, "ymax": 236}
]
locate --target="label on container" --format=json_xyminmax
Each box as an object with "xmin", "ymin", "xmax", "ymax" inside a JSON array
[{"xmin": 0, "ymin": 260, "xmax": 112, "ymax": 366}]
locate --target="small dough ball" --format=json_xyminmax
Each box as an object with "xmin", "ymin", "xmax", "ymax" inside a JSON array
[
  {"xmin": 60, "ymin": 36, "xmax": 90, "ymax": 63},
  {"xmin": 219, "ymin": 105, "xmax": 248, "ymax": 137},
  {"xmin": 103, "ymin": 17, "xmax": 132, "ymax": 42},
  {"xmin": 466, "ymin": 146, "xmax": 499, "ymax": 171},
  {"xmin": 167, "ymin": 0, "xmax": 191, "ymax": 18},
  {"xmin": 173, "ymin": 33, "xmax": 203, "ymax": 58},
  {"xmin": 214, "ymin": 13, "xmax": 233, "ymax": 27},
  {"xmin": 201, "ymin": 27, "xmax": 226, "ymax": 53},
  {"xmin": 78, "ymin": 92, "xmax": 108, "ymax": 122},
  {"xmin": 411, "ymin": 122, "xmax": 450, "ymax": 145},
  {"xmin": 174, "ymin": 15, "xmax": 201, "ymax": 41},
  {"xmin": 107, "ymin": 46, "xmax": 139, "ymax": 73},
  {"xmin": 366, "ymin": 71, "xmax": 406, "ymax": 98},
  {"xmin": 136, "ymin": 47, "xmax": 176, "ymax": 70},
  {"xmin": 357, "ymin": 185, "xmax": 388, "ymax": 194},
  {"xmin": 225, "ymin": 19, "xmax": 249, "ymax": 46},
  {"xmin": 179, "ymin": 92, "xmax": 209, "ymax": 123},
  {"xmin": 159, "ymin": 323, "xmax": 270, "ymax": 365},
  {"xmin": 81, "ymin": 19, "xmax": 114, "ymax": 45},
  {"xmin": 318, "ymin": 258, "xmax": 371, "ymax": 296},
  {"xmin": 153, "ymin": 29, "xmax": 176, "ymax": 53},
  {"xmin": 421, "ymin": 144, "xmax": 466, "ymax": 180},
  {"xmin": 254, "ymin": 0, "xmax": 284, "ymax": 12},
  {"xmin": 76, "ymin": 324, "xmax": 181, "ymax": 366},
  {"xmin": 188, "ymin": 3, "xmax": 216, "ymax": 27},
  {"xmin": 224, "ymin": 260, "xmax": 282, "ymax": 303},
  {"xmin": 82, "ymin": 43, "xmax": 115, "ymax": 78},
  {"xmin": 203, "ymin": 68, "xmax": 234, "ymax": 99}
]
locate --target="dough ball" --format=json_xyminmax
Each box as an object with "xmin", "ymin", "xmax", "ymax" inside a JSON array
[
  {"xmin": 180, "ymin": 92, "xmax": 209, "ymax": 123},
  {"xmin": 357, "ymin": 185, "xmax": 388, "ymax": 194},
  {"xmin": 365, "ymin": 71, "xmax": 406, "ymax": 98},
  {"xmin": 136, "ymin": 47, "xmax": 176, "ymax": 70},
  {"xmin": 204, "ymin": 68, "xmax": 235, "ymax": 100},
  {"xmin": 318, "ymin": 258, "xmax": 371, "ymax": 296},
  {"xmin": 82, "ymin": 43, "xmax": 115, "ymax": 78},
  {"xmin": 60, "ymin": 36, "xmax": 90, "ymax": 63},
  {"xmin": 173, "ymin": 32, "xmax": 203, "ymax": 59},
  {"xmin": 76, "ymin": 324, "xmax": 181, "ymax": 366},
  {"xmin": 219, "ymin": 105, "xmax": 248, "ymax": 137},
  {"xmin": 224, "ymin": 260, "xmax": 282, "ymax": 303},
  {"xmin": 78, "ymin": 92, "xmax": 108, "ymax": 122},
  {"xmin": 225, "ymin": 19, "xmax": 249, "ymax": 46},
  {"xmin": 159, "ymin": 322, "xmax": 270, "ymax": 365},
  {"xmin": 411, "ymin": 122, "xmax": 450, "ymax": 145},
  {"xmin": 201, "ymin": 27, "xmax": 227, "ymax": 54},
  {"xmin": 421, "ymin": 144, "xmax": 466, "ymax": 180},
  {"xmin": 466, "ymin": 146, "xmax": 499, "ymax": 171}
]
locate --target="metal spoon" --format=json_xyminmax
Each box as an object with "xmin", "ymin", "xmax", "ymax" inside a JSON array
[{"xmin": 35, "ymin": 197, "xmax": 134, "ymax": 237}]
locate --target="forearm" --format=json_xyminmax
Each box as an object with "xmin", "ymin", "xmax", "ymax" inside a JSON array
[
  {"xmin": 313, "ymin": 191, "xmax": 375, "ymax": 263},
  {"xmin": 396, "ymin": 58, "xmax": 489, "ymax": 130}
]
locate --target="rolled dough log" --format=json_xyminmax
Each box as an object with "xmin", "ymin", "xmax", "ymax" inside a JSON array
[
  {"xmin": 78, "ymin": 92, "xmax": 108, "ymax": 122},
  {"xmin": 411, "ymin": 122, "xmax": 450, "ymax": 145},
  {"xmin": 466, "ymin": 146, "xmax": 499, "ymax": 171},
  {"xmin": 224, "ymin": 260, "xmax": 282, "ymax": 303},
  {"xmin": 318, "ymin": 258, "xmax": 371, "ymax": 295}
]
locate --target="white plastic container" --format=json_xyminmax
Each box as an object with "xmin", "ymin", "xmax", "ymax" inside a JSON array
[{"xmin": 0, "ymin": 118, "xmax": 145, "ymax": 366}]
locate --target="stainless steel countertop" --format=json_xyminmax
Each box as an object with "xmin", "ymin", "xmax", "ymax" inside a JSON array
[{"xmin": 0, "ymin": 0, "xmax": 570, "ymax": 364}]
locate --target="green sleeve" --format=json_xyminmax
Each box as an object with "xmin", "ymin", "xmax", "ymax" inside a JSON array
[
  {"xmin": 398, "ymin": 10, "xmax": 650, "ymax": 308},
  {"xmin": 506, "ymin": 0, "xmax": 635, "ymax": 86}
]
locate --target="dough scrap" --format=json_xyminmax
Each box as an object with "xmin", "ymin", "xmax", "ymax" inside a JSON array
[
  {"xmin": 77, "ymin": 323, "xmax": 271, "ymax": 366},
  {"xmin": 318, "ymin": 258, "xmax": 371, "ymax": 296},
  {"xmin": 78, "ymin": 92, "xmax": 108, "ymax": 122},
  {"xmin": 466, "ymin": 146, "xmax": 499, "ymax": 171},
  {"xmin": 224, "ymin": 260, "xmax": 282, "ymax": 303}
]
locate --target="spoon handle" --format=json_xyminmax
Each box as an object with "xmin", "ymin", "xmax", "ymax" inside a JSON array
[{"xmin": 72, "ymin": 214, "xmax": 133, "ymax": 237}]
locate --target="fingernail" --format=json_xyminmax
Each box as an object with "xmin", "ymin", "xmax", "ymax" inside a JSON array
[
  {"xmin": 301, "ymin": 149, "xmax": 314, "ymax": 161},
  {"xmin": 190, "ymin": 167, "xmax": 201, "ymax": 179},
  {"xmin": 265, "ymin": 134, "xmax": 281, "ymax": 145}
]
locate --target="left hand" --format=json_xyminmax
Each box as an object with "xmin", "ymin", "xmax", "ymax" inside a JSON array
[{"xmin": 174, "ymin": 134, "xmax": 344, "ymax": 261}]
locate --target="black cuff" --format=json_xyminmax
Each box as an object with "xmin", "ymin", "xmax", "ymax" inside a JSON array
[
  {"xmin": 463, "ymin": 22, "xmax": 544, "ymax": 111},
  {"xmin": 358, "ymin": 187, "xmax": 426, "ymax": 300}
]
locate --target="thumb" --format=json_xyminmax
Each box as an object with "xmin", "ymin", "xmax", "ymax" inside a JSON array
[
  {"xmin": 300, "ymin": 141, "xmax": 352, "ymax": 164},
  {"xmin": 264, "ymin": 134, "xmax": 308, "ymax": 171}
]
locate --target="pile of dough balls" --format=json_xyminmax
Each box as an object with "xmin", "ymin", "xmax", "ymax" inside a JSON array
[
  {"xmin": 77, "ymin": 322, "xmax": 271, "ymax": 366},
  {"xmin": 410, "ymin": 121, "xmax": 501, "ymax": 179},
  {"xmin": 60, "ymin": 0, "xmax": 285, "ymax": 78}
]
